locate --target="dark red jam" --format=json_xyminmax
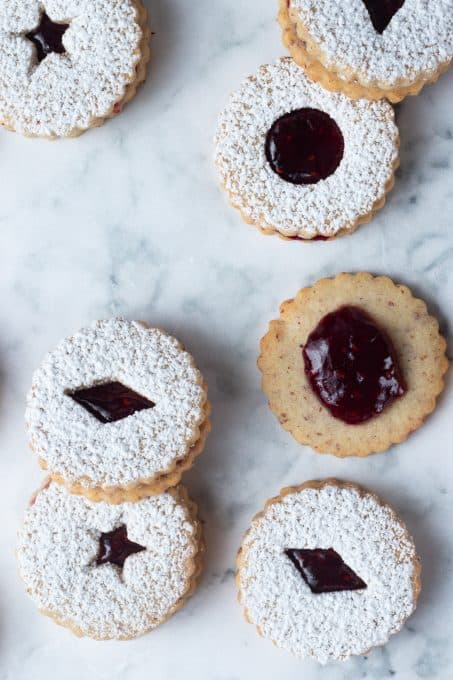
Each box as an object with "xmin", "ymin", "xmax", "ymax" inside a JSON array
[
  {"xmin": 302, "ymin": 305, "xmax": 405, "ymax": 424},
  {"xmin": 68, "ymin": 381, "xmax": 155, "ymax": 423},
  {"xmin": 96, "ymin": 525, "xmax": 146, "ymax": 569},
  {"xmin": 26, "ymin": 13, "xmax": 69, "ymax": 64},
  {"xmin": 362, "ymin": 0, "xmax": 405, "ymax": 34},
  {"xmin": 265, "ymin": 108, "xmax": 344, "ymax": 185},
  {"xmin": 285, "ymin": 548, "xmax": 367, "ymax": 594}
]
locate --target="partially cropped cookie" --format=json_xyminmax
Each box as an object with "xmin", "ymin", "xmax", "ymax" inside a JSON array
[
  {"xmin": 17, "ymin": 481, "xmax": 202, "ymax": 639},
  {"xmin": 258, "ymin": 273, "xmax": 448, "ymax": 456},
  {"xmin": 279, "ymin": 0, "xmax": 453, "ymax": 103},
  {"xmin": 0, "ymin": 0, "xmax": 150, "ymax": 138},
  {"xmin": 237, "ymin": 479, "xmax": 421, "ymax": 663},
  {"xmin": 26, "ymin": 319, "xmax": 210, "ymax": 502},
  {"xmin": 214, "ymin": 58, "xmax": 398, "ymax": 241}
]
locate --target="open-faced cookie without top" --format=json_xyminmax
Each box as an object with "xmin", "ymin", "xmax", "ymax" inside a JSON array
[
  {"xmin": 26, "ymin": 318, "xmax": 211, "ymax": 502},
  {"xmin": 279, "ymin": 0, "xmax": 453, "ymax": 103},
  {"xmin": 0, "ymin": 0, "xmax": 150, "ymax": 138},
  {"xmin": 214, "ymin": 58, "xmax": 399, "ymax": 241},
  {"xmin": 237, "ymin": 479, "xmax": 421, "ymax": 663},
  {"xmin": 258, "ymin": 273, "xmax": 448, "ymax": 456},
  {"xmin": 17, "ymin": 481, "xmax": 203, "ymax": 639}
]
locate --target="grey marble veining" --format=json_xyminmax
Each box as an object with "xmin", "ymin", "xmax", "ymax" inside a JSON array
[{"xmin": 0, "ymin": 1, "xmax": 452, "ymax": 679}]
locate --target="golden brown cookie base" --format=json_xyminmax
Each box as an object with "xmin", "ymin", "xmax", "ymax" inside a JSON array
[
  {"xmin": 237, "ymin": 479, "xmax": 422, "ymax": 655},
  {"xmin": 1, "ymin": 0, "xmax": 151, "ymax": 139},
  {"xmin": 29, "ymin": 484, "xmax": 204, "ymax": 639},
  {"xmin": 278, "ymin": 0, "xmax": 452, "ymax": 103},
  {"xmin": 38, "ymin": 400, "xmax": 211, "ymax": 503},
  {"xmin": 258, "ymin": 273, "xmax": 448, "ymax": 456}
]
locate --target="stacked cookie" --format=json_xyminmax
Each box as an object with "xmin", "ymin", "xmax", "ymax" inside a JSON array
[{"xmin": 17, "ymin": 318, "xmax": 211, "ymax": 639}]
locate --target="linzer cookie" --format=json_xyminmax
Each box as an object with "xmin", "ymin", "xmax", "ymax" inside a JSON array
[
  {"xmin": 237, "ymin": 479, "xmax": 421, "ymax": 663},
  {"xmin": 0, "ymin": 0, "xmax": 150, "ymax": 138},
  {"xmin": 214, "ymin": 58, "xmax": 399, "ymax": 240},
  {"xmin": 17, "ymin": 481, "xmax": 203, "ymax": 639},
  {"xmin": 26, "ymin": 319, "xmax": 211, "ymax": 502},
  {"xmin": 279, "ymin": 0, "xmax": 453, "ymax": 103},
  {"xmin": 258, "ymin": 273, "xmax": 448, "ymax": 456}
]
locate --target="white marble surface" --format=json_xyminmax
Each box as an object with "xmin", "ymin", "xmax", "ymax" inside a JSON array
[{"xmin": 1, "ymin": 1, "xmax": 453, "ymax": 679}]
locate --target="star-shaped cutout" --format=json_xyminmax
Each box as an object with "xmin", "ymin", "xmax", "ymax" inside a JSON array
[
  {"xmin": 362, "ymin": 0, "xmax": 405, "ymax": 34},
  {"xmin": 26, "ymin": 11, "xmax": 69, "ymax": 64},
  {"xmin": 96, "ymin": 525, "xmax": 146, "ymax": 570},
  {"xmin": 285, "ymin": 548, "xmax": 367, "ymax": 594},
  {"xmin": 68, "ymin": 381, "xmax": 155, "ymax": 423}
]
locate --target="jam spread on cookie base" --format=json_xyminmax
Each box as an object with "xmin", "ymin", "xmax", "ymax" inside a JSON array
[
  {"xmin": 265, "ymin": 108, "xmax": 344, "ymax": 185},
  {"xmin": 26, "ymin": 12, "xmax": 69, "ymax": 64},
  {"xmin": 362, "ymin": 0, "xmax": 405, "ymax": 34},
  {"xmin": 302, "ymin": 305, "xmax": 405, "ymax": 424},
  {"xmin": 96, "ymin": 525, "xmax": 146, "ymax": 569},
  {"xmin": 285, "ymin": 548, "xmax": 367, "ymax": 594},
  {"xmin": 68, "ymin": 381, "xmax": 155, "ymax": 423}
]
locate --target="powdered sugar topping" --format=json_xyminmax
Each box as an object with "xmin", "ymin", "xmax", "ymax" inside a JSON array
[
  {"xmin": 214, "ymin": 58, "xmax": 398, "ymax": 238},
  {"xmin": 238, "ymin": 482, "xmax": 419, "ymax": 663},
  {"xmin": 289, "ymin": 0, "xmax": 453, "ymax": 85},
  {"xmin": 26, "ymin": 319, "xmax": 207, "ymax": 488},
  {"xmin": 0, "ymin": 0, "xmax": 144, "ymax": 137},
  {"xmin": 17, "ymin": 482, "xmax": 199, "ymax": 638}
]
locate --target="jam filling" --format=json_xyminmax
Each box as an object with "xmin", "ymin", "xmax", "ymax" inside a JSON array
[
  {"xmin": 285, "ymin": 548, "xmax": 367, "ymax": 594},
  {"xmin": 68, "ymin": 381, "xmax": 155, "ymax": 423},
  {"xmin": 302, "ymin": 305, "xmax": 405, "ymax": 425},
  {"xmin": 265, "ymin": 108, "xmax": 344, "ymax": 185},
  {"xmin": 362, "ymin": 0, "xmax": 405, "ymax": 34},
  {"xmin": 26, "ymin": 12, "xmax": 69, "ymax": 64},
  {"xmin": 96, "ymin": 525, "xmax": 146, "ymax": 569}
]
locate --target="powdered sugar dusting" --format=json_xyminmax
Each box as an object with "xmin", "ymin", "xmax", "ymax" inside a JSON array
[
  {"xmin": 17, "ymin": 482, "xmax": 199, "ymax": 639},
  {"xmin": 214, "ymin": 58, "xmax": 398, "ymax": 238},
  {"xmin": 238, "ymin": 483, "xmax": 419, "ymax": 663},
  {"xmin": 0, "ymin": 0, "xmax": 144, "ymax": 137},
  {"xmin": 26, "ymin": 319, "xmax": 207, "ymax": 488},
  {"xmin": 290, "ymin": 0, "xmax": 453, "ymax": 85}
]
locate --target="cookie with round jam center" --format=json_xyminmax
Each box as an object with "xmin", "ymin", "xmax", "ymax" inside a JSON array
[
  {"xmin": 265, "ymin": 108, "xmax": 344, "ymax": 185},
  {"xmin": 302, "ymin": 305, "xmax": 405, "ymax": 424}
]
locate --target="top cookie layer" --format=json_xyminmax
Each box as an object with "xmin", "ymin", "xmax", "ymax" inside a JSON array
[
  {"xmin": 289, "ymin": 0, "xmax": 453, "ymax": 87},
  {"xmin": 0, "ymin": 0, "xmax": 145, "ymax": 137},
  {"xmin": 26, "ymin": 319, "xmax": 208, "ymax": 489},
  {"xmin": 214, "ymin": 58, "xmax": 398, "ymax": 239}
]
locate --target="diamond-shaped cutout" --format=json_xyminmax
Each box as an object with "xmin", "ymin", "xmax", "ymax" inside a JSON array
[
  {"xmin": 362, "ymin": 0, "xmax": 405, "ymax": 34},
  {"xmin": 285, "ymin": 548, "xmax": 367, "ymax": 594},
  {"xmin": 68, "ymin": 381, "xmax": 155, "ymax": 423},
  {"xmin": 96, "ymin": 525, "xmax": 146, "ymax": 570},
  {"xmin": 26, "ymin": 12, "xmax": 69, "ymax": 63}
]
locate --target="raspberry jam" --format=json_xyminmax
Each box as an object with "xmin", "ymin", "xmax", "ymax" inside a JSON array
[
  {"xmin": 26, "ymin": 13, "xmax": 69, "ymax": 64},
  {"xmin": 303, "ymin": 305, "xmax": 405, "ymax": 424},
  {"xmin": 265, "ymin": 108, "xmax": 344, "ymax": 185},
  {"xmin": 362, "ymin": 0, "xmax": 405, "ymax": 34},
  {"xmin": 97, "ymin": 525, "xmax": 146, "ymax": 569},
  {"xmin": 285, "ymin": 548, "xmax": 367, "ymax": 593},
  {"xmin": 68, "ymin": 381, "xmax": 155, "ymax": 423}
]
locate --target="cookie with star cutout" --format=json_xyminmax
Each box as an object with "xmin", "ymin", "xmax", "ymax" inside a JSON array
[
  {"xmin": 214, "ymin": 58, "xmax": 399, "ymax": 241},
  {"xmin": 17, "ymin": 480, "xmax": 203, "ymax": 639},
  {"xmin": 0, "ymin": 0, "xmax": 150, "ymax": 138},
  {"xmin": 258, "ymin": 273, "xmax": 448, "ymax": 456},
  {"xmin": 26, "ymin": 319, "xmax": 211, "ymax": 503},
  {"xmin": 237, "ymin": 479, "xmax": 421, "ymax": 663},
  {"xmin": 278, "ymin": 0, "xmax": 453, "ymax": 103}
]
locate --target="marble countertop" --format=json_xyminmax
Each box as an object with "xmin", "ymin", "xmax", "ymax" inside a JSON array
[{"xmin": 1, "ymin": 1, "xmax": 452, "ymax": 679}]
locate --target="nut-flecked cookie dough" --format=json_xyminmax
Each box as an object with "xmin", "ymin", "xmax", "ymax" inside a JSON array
[
  {"xmin": 0, "ymin": 0, "xmax": 151, "ymax": 138},
  {"xmin": 279, "ymin": 0, "xmax": 453, "ymax": 103},
  {"xmin": 214, "ymin": 58, "xmax": 399, "ymax": 241},
  {"xmin": 17, "ymin": 481, "xmax": 203, "ymax": 639},
  {"xmin": 237, "ymin": 479, "xmax": 421, "ymax": 663},
  {"xmin": 26, "ymin": 318, "xmax": 211, "ymax": 502},
  {"xmin": 258, "ymin": 273, "xmax": 448, "ymax": 456}
]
